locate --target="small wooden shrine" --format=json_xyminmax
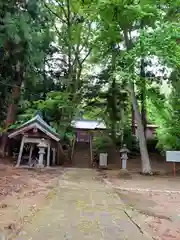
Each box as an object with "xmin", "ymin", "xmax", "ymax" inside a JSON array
[
  {"xmin": 8, "ymin": 114, "xmax": 61, "ymax": 167},
  {"xmin": 70, "ymin": 119, "xmax": 106, "ymax": 167}
]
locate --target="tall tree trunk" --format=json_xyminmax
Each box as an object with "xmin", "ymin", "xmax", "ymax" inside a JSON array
[
  {"xmin": 123, "ymin": 28, "xmax": 151, "ymax": 174},
  {"xmin": 131, "ymin": 106, "xmax": 135, "ymax": 134},
  {"xmin": 0, "ymin": 61, "xmax": 23, "ymax": 156},
  {"xmin": 110, "ymin": 43, "xmax": 117, "ymax": 144},
  {"xmin": 140, "ymin": 57, "xmax": 147, "ymax": 134},
  {"xmin": 128, "ymin": 83, "xmax": 152, "ymax": 174},
  {"xmin": 120, "ymin": 107, "xmax": 125, "ymax": 146},
  {"xmin": 111, "ymin": 77, "xmax": 117, "ymax": 143},
  {"xmin": 6, "ymin": 61, "xmax": 22, "ymax": 127},
  {"xmin": 140, "ymin": 21, "xmax": 147, "ymax": 134}
]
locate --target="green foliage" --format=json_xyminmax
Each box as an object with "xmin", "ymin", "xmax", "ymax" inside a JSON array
[
  {"xmin": 1, "ymin": 0, "xmax": 180, "ymax": 159},
  {"xmin": 148, "ymin": 77, "xmax": 180, "ymax": 151},
  {"xmin": 16, "ymin": 91, "xmax": 76, "ymax": 135},
  {"xmin": 0, "ymin": 0, "xmax": 54, "ymax": 125},
  {"xmin": 93, "ymin": 134, "xmax": 114, "ymax": 153},
  {"xmin": 121, "ymin": 127, "xmax": 139, "ymax": 152}
]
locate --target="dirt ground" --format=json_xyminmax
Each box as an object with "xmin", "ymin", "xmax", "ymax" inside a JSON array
[
  {"xmin": 0, "ymin": 163, "xmax": 64, "ymax": 239},
  {"xmin": 102, "ymin": 169, "xmax": 180, "ymax": 240},
  {"xmin": 1, "ymin": 154, "xmax": 180, "ymax": 240}
]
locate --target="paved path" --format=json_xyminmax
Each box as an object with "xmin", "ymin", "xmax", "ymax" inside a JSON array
[{"xmin": 15, "ymin": 168, "xmax": 148, "ymax": 240}]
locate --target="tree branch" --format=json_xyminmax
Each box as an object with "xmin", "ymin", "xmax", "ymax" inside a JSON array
[
  {"xmin": 57, "ymin": 0, "xmax": 68, "ymax": 21},
  {"xmin": 79, "ymin": 22, "xmax": 92, "ymax": 53},
  {"xmin": 44, "ymin": 2, "xmax": 67, "ymax": 24},
  {"xmin": 81, "ymin": 47, "xmax": 92, "ymax": 65}
]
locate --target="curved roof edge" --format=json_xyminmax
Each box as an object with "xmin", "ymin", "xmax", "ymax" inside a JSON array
[
  {"xmin": 8, "ymin": 114, "xmax": 60, "ymax": 142},
  {"xmin": 71, "ymin": 119, "xmax": 106, "ymax": 130}
]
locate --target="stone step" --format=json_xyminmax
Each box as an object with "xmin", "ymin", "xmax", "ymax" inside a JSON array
[{"xmin": 73, "ymin": 143, "xmax": 91, "ymax": 167}]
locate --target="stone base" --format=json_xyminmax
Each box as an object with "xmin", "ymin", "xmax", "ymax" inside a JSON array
[
  {"xmin": 99, "ymin": 166, "xmax": 108, "ymax": 170},
  {"xmin": 118, "ymin": 169, "xmax": 131, "ymax": 178},
  {"xmin": 36, "ymin": 164, "xmax": 44, "ymax": 168}
]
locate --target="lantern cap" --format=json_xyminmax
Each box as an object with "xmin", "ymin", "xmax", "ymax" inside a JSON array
[
  {"xmin": 37, "ymin": 139, "xmax": 47, "ymax": 148},
  {"xmin": 120, "ymin": 144, "xmax": 130, "ymax": 153}
]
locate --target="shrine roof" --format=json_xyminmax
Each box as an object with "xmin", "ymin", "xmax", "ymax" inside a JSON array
[
  {"xmin": 71, "ymin": 119, "xmax": 106, "ymax": 130},
  {"xmin": 8, "ymin": 114, "xmax": 60, "ymax": 142}
]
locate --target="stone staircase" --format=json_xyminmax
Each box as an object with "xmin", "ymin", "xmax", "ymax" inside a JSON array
[{"xmin": 72, "ymin": 142, "xmax": 91, "ymax": 168}]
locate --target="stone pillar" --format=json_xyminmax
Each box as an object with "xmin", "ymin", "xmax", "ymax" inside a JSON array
[
  {"xmin": 37, "ymin": 141, "xmax": 47, "ymax": 168},
  {"xmin": 16, "ymin": 136, "xmax": 25, "ymax": 167},
  {"xmin": 47, "ymin": 143, "xmax": 51, "ymax": 167},
  {"xmin": 28, "ymin": 144, "xmax": 34, "ymax": 166},
  {"xmin": 52, "ymin": 148, "xmax": 56, "ymax": 166},
  {"xmin": 122, "ymin": 153, "xmax": 127, "ymax": 169},
  {"xmin": 120, "ymin": 144, "xmax": 130, "ymax": 170}
]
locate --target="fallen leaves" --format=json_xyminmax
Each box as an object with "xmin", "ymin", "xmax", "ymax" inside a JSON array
[{"xmin": 0, "ymin": 165, "xmax": 62, "ymax": 238}]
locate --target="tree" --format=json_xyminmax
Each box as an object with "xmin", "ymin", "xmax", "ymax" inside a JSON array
[
  {"xmin": 0, "ymin": 0, "xmax": 54, "ymax": 155},
  {"xmin": 4, "ymin": 0, "xmax": 96, "ymax": 142},
  {"xmin": 44, "ymin": 0, "xmax": 94, "ymax": 102},
  {"xmin": 83, "ymin": 0, "xmax": 158, "ymax": 173},
  {"xmin": 0, "ymin": 0, "xmax": 179, "ymax": 169},
  {"xmin": 137, "ymin": 0, "xmax": 180, "ymax": 152}
]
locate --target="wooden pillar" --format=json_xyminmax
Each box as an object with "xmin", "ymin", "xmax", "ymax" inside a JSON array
[
  {"xmin": 28, "ymin": 144, "xmax": 34, "ymax": 166},
  {"xmin": 52, "ymin": 148, "xmax": 56, "ymax": 166},
  {"xmin": 16, "ymin": 136, "xmax": 25, "ymax": 167},
  {"xmin": 89, "ymin": 132, "xmax": 93, "ymax": 166},
  {"xmin": 47, "ymin": 143, "xmax": 50, "ymax": 167}
]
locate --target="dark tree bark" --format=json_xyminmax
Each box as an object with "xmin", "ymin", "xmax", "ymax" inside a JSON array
[{"xmin": 0, "ymin": 61, "xmax": 23, "ymax": 156}]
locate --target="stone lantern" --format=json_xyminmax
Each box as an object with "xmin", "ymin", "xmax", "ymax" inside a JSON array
[
  {"xmin": 37, "ymin": 139, "xmax": 47, "ymax": 168},
  {"xmin": 120, "ymin": 144, "xmax": 130, "ymax": 170}
]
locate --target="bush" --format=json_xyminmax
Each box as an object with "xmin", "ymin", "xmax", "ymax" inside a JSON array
[
  {"xmin": 93, "ymin": 135, "xmax": 113, "ymax": 153},
  {"xmin": 122, "ymin": 128, "xmax": 139, "ymax": 153}
]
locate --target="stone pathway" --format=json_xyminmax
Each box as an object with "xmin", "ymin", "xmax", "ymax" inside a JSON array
[{"xmin": 15, "ymin": 168, "xmax": 149, "ymax": 240}]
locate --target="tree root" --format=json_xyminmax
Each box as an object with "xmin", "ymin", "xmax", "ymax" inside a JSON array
[{"xmin": 140, "ymin": 171, "xmax": 154, "ymax": 176}]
